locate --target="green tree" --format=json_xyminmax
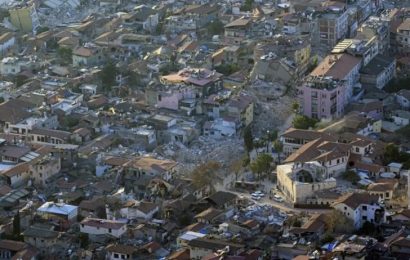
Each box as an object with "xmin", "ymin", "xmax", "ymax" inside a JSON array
[
  {"xmin": 126, "ymin": 70, "xmax": 141, "ymax": 89},
  {"xmin": 292, "ymin": 114, "xmax": 318, "ymax": 129},
  {"xmin": 240, "ymin": 0, "xmax": 254, "ymax": 11},
  {"xmin": 13, "ymin": 211, "xmax": 20, "ymax": 237},
  {"xmin": 14, "ymin": 75, "xmax": 28, "ymax": 87},
  {"xmin": 207, "ymin": 19, "xmax": 224, "ymax": 35},
  {"xmin": 291, "ymin": 102, "xmax": 300, "ymax": 113},
  {"xmin": 385, "ymin": 77, "xmax": 410, "ymax": 93},
  {"xmin": 0, "ymin": 97, "xmax": 4, "ymax": 104},
  {"xmin": 250, "ymin": 153, "xmax": 273, "ymax": 180},
  {"xmin": 273, "ymin": 140, "xmax": 283, "ymax": 164},
  {"xmin": 215, "ymin": 64, "xmax": 240, "ymax": 75},
  {"xmin": 100, "ymin": 60, "xmax": 118, "ymax": 92},
  {"xmin": 57, "ymin": 47, "xmax": 73, "ymax": 65},
  {"xmin": 342, "ymin": 170, "xmax": 360, "ymax": 185},
  {"xmin": 358, "ymin": 221, "xmax": 377, "ymax": 236},
  {"xmin": 244, "ymin": 127, "xmax": 253, "ymax": 153},
  {"xmin": 191, "ymin": 161, "xmax": 221, "ymax": 192},
  {"xmin": 321, "ymin": 233, "xmax": 335, "ymax": 244},
  {"xmin": 383, "ymin": 143, "xmax": 401, "ymax": 165},
  {"xmin": 79, "ymin": 233, "xmax": 89, "ymax": 249}
]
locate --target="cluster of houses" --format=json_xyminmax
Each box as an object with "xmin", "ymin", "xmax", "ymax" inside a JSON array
[{"xmin": 0, "ymin": 0, "xmax": 409, "ymax": 259}]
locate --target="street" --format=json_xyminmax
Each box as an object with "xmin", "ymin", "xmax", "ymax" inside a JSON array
[{"xmin": 216, "ymin": 171, "xmax": 332, "ymax": 214}]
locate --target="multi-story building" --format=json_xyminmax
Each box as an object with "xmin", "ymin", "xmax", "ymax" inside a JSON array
[
  {"xmin": 360, "ymin": 54, "xmax": 396, "ymax": 89},
  {"xmin": 359, "ymin": 16, "xmax": 390, "ymax": 54},
  {"xmin": 333, "ymin": 193, "xmax": 385, "ymax": 229},
  {"xmin": 315, "ymin": 53, "xmax": 362, "ymax": 95},
  {"xmin": 9, "ymin": 3, "xmax": 40, "ymax": 34},
  {"xmin": 299, "ymin": 76, "xmax": 347, "ymax": 119},
  {"xmin": 396, "ymin": 18, "xmax": 410, "ymax": 55},
  {"xmin": 318, "ymin": 2, "xmax": 349, "ymax": 50},
  {"xmin": 224, "ymin": 17, "xmax": 252, "ymax": 45}
]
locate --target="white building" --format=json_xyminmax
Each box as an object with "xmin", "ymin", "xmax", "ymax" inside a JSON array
[
  {"xmin": 0, "ymin": 57, "xmax": 22, "ymax": 75},
  {"xmin": 80, "ymin": 218, "xmax": 127, "ymax": 238},
  {"xmin": 333, "ymin": 192, "xmax": 385, "ymax": 229},
  {"xmin": 106, "ymin": 244, "xmax": 137, "ymax": 260},
  {"xmin": 119, "ymin": 201, "xmax": 158, "ymax": 221},
  {"xmin": 277, "ymin": 162, "xmax": 337, "ymax": 205},
  {"xmin": 36, "ymin": 202, "xmax": 78, "ymax": 227}
]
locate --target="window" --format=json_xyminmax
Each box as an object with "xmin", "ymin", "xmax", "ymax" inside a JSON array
[
  {"xmin": 356, "ymin": 147, "xmax": 359, "ymax": 153},
  {"xmin": 337, "ymin": 159, "xmax": 340, "ymax": 164},
  {"xmin": 114, "ymin": 254, "xmax": 119, "ymax": 258},
  {"xmin": 362, "ymin": 216, "xmax": 367, "ymax": 220},
  {"xmin": 109, "ymin": 228, "xmax": 112, "ymax": 233},
  {"xmin": 385, "ymin": 192, "xmax": 390, "ymax": 198},
  {"xmin": 362, "ymin": 205, "xmax": 367, "ymax": 210},
  {"xmin": 81, "ymin": 224, "xmax": 84, "ymax": 228}
]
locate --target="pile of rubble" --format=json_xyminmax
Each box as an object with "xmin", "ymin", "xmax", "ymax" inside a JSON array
[{"xmin": 248, "ymin": 81, "xmax": 295, "ymax": 136}]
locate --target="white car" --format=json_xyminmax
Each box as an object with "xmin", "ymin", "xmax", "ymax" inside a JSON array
[
  {"xmin": 273, "ymin": 195, "xmax": 284, "ymax": 202},
  {"xmin": 252, "ymin": 191, "xmax": 265, "ymax": 197},
  {"xmin": 251, "ymin": 194, "xmax": 262, "ymax": 200}
]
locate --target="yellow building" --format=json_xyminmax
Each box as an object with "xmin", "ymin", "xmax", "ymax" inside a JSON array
[{"xmin": 9, "ymin": 4, "xmax": 40, "ymax": 34}]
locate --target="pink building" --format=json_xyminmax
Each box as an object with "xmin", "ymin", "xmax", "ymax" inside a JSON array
[
  {"xmin": 299, "ymin": 53, "xmax": 362, "ymax": 119},
  {"xmin": 299, "ymin": 76, "xmax": 347, "ymax": 119},
  {"xmin": 156, "ymin": 87, "xmax": 196, "ymax": 111}
]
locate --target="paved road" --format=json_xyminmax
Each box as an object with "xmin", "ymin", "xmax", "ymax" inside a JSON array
[
  {"xmin": 230, "ymin": 190, "xmax": 332, "ymax": 214},
  {"xmin": 216, "ymin": 171, "xmax": 331, "ymax": 214}
]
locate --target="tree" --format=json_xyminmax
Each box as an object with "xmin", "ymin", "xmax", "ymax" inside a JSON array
[
  {"xmin": 0, "ymin": 97, "xmax": 4, "ymax": 104},
  {"xmin": 292, "ymin": 114, "xmax": 318, "ymax": 129},
  {"xmin": 250, "ymin": 153, "xmax": 273, "ymax": 180},
  {"xmin": 291, "ymin": 102, "xmax": 300, "ymax": 113},
  {"xmin": 191, "ymin": 161, "xmax": 221, "ymax": 192},
  {"xmin": 15, "ymin": 75, "xmax": 28, "ymax": 87},
  {"xmin": 79, "ymin": 233, "xmax": 89, "ymax": 249},
  {"xmin": 273, "ymin": 140, "xmax": 283, "ymax": 164},
  {"xmin": 385, "ymin": 77, "xmax": 410, "ymax": 93},
  {"xmin": 126, "ymin": 70, "xmax": 141, "ymax": 89},
  {"xmin": 321, "ymin": 233, "xmax": 335, "ymax": 244},
  {"xmin": 240, "ymin": 0, "xmax": 254, "ymax": 11},
  {"xmin": 100, "ymin": 60, "xmax": 118, "ymax": 92},
  {"xmin": 383, "ymin": 143, "xmax": 401, "ymax": 165},
  {"xmin": 244, "ymin": 127, "xmax": 253, "ymax": 152},
  {"xmin": 230, "ymin": 159, "xmax": 243, "ymax": 182},
  {"xmin": 207, "ymin": 19, "xmax": 224, "ymax": 35},
  {"xmin": 57, "ymin": 47, "xmax": 73, "ymax": 65},
  {"xmin": 342, "ymin": 170, "xmax": 360, "ymax": 185},
  {"xmin": 325, "ymin": 210, "xmax": 354, "ymax": 234},
  {"xmin": 285, "ymin": 214, "xmax": 303, "ymax": 228},
  {"xmin": 358, "ymin": 221, "xmax": 377, "ymax": 236},
  {"xmin": 13, "ymin": 211, "xmax": 21, "ymax": 237},
  {"xmin": 215, "ymin": 64, "xmax": 240, "ymax": 75}
]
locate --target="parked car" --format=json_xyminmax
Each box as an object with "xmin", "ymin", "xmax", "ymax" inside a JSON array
[
  {"xmin": 273, "ymin": 195, "xmax": 284, "ymax": 202},
  {"xmin": 252, "ymin": 191, "xmax": 265, "ymax": 197},
  {"xmin": 251, "ymin": 194, "xmax": 262, "ymax": 200}
]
